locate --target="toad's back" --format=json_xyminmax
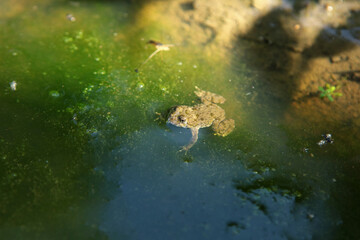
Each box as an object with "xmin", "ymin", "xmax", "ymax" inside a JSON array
[{"xmin": 190, "ymin": 104, "xmax": 225, "ymax": 128}]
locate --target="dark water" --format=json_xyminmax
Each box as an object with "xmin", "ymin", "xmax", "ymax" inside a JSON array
[{"xmin": 1, "ymin": 0, "xmax": 360, "ymax": 239}]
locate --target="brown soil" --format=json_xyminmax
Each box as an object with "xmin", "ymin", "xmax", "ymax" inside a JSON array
[{"xmin": 159, "ymin": 0, "xmax": 360, "ymax": 145}]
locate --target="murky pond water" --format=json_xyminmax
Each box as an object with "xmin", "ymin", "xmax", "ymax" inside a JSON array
[{"xmin": 1, "ymin": 0, "xmax": 360, "ymax": 239}]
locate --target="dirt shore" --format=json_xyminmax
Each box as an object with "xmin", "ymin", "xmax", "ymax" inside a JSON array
[{"xmin": 160, "ymin": 0, "xmax": 360, "ymax": 146}]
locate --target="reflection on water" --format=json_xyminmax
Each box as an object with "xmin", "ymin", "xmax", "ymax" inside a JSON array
[
  {"xmin": 100, "ymin": 127, "xmax": 328, "ymax": 239},
  {"xmin": 0, "ymin": 0, "xmax": 360, "ymax": 239}
]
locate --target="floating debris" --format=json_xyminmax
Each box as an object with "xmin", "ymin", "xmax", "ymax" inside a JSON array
[
  {"xmin": 307, "ymin": 213, "xmax": 315, "ymax": 221},
  {"xmin": 302, "ymin": 147, "xmax": 314, "ymax": 157},
  {"xmin": 66, "ymin": 13, "xmax": 76, "ymax": 22},
  {"xmin": 317, "ymin": 133, "xmax": 334, "ymax": 146},
  {"xmin": 135, "ymin": 40, "xmax": 174, "ymax": 72},
  {"xmin": 324, "ymin": 133, "xmax": 334, "ymax": 144},
  {"xmin": 317, "ymin": 140, "xmax": 326, "ymax": 146},
  {"xmin": 325, "ymin": 4, "xmax": 333, "ymax": 12},
  {"xmin": 72, "ymin": 113, "xmax": 78, "ymax": 125},
  {"xmin": 294, "ymin": 24, "xmax": 301, "ymax": 30},
  {"xmin": 49, "ymin": 90, "xmax": 60, "ymax": 97},
  {"xmin": 136, "ymin": 82, "xmax": 145, "ymax": 91},
  {"xmin": 9, "ymin": 81, "xmax": 17, "ymax": 91}
]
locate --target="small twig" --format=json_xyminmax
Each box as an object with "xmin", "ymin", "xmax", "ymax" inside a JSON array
[{"xmin": 135, "ymin": 40, "xmax": 174, "ymax": 72}]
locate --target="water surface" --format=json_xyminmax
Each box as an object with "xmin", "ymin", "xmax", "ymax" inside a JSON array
[{"xmin": 1, "ymin": 0, "xmax": 360, "ymax": 239}]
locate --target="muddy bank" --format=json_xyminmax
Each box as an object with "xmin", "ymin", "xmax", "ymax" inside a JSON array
[{"xmin": 159, "ymin": 0, "xmax": 360, "ymax": 144}]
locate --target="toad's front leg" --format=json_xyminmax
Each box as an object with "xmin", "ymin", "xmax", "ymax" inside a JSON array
[{"xmin": 180, "ymin": 127, "xmax": 200, "ymax": 152}]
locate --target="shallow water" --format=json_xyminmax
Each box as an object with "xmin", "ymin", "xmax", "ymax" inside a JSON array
[{"xmin": 1, "ymin": 0, "xmax": 360, "ymax": 239}]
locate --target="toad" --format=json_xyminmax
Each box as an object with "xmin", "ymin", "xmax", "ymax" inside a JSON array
[{"xmin": 168, "ymin": 86, "xmax": 235, "ymax": 151}]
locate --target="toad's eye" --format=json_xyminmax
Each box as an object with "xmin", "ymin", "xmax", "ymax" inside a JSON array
[{"xmin": 178, "ymin": 116, "xmax": 186, "ymax": 123}]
